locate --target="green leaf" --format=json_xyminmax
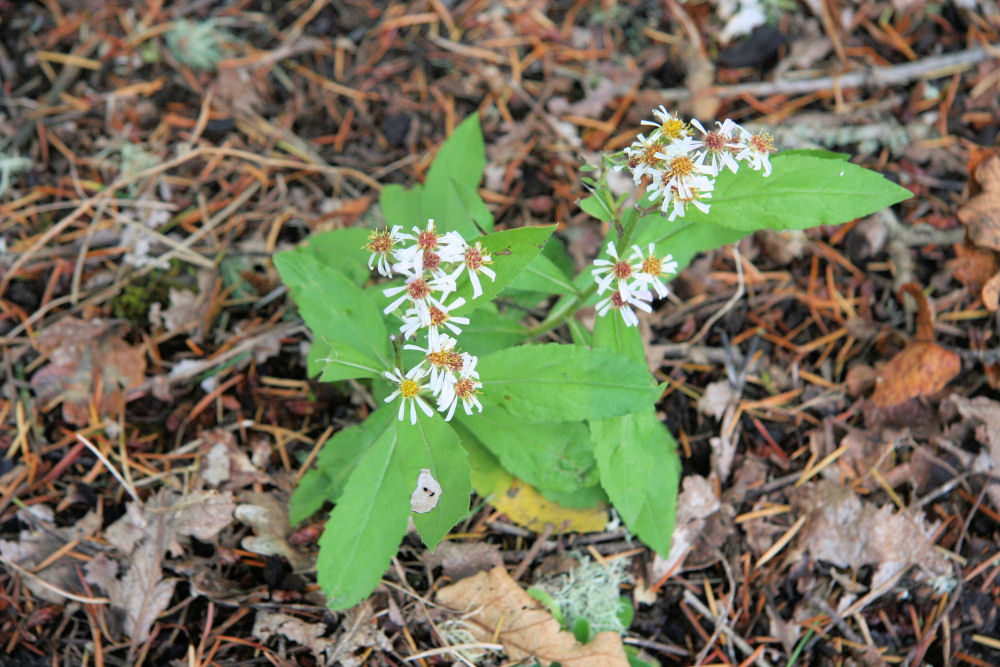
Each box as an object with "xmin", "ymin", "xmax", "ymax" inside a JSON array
[
  {"xmin": 455, "ymin": 303, "xmax": 527, "ymax": 356},
  {"xmin": 316, "ymin": 420, "xmax": 410, "ymax": 610},
  {"xmin": 527, "ymin": 587, "xmax": 565, "ymax": 626},
  {"xmin": 572, "ymin": 617, "xmax": 592, "ymax": 643},
  {"xmin": 538, "ymin": 482, "xmax": 607, "ymax": 510},
  {"xmin": 381, "ymin": 183, "xmax": 425, "ymax": 229},
  {"xmin": 592, "ymin": 305, "xmax": 645, "ymax": 363},
  {"xmin": 426, "ymin": 114, "xmax": 486, "ymax": 195},
  {"xmin": 422, "ymin": 114, "xmax": 491, "ymax": 238},
  {"xmin": 289, "ymin": 406, "xmax": 396, "ymax": 525},
  {"xmin": 450, "ymin": 225, "xmax": 557, "ymax": 313},
  {"xmin": 507, "ymin": 253, "xmax": 577, "ymax": 296},
  {"xmin": 396, "ymin": 417, "xmax": 471, "ymax": 550},
  {"xmin": 579, "ymin": 193, "xmax": 614, "ymax": 222},
  {"xmin": 295, "ymin": 227, "xmax": 373, "ymax": 286},
  {"xmin": 455, "ymin": 410, "xmax": 598, "ymax": 497},
  {"xmin": 591, "ymin": 409, "xmax": 680, "ymax": 556},
  {"xmin": 662, "ymin": 150, "xmax": 912, "ymax": 233},
  {"xmin": 617, "ymin": 596, "xmax": 634, "ymax": 629},
  {"xmin": 477, "ymin": 344, "xmax": 660, "ymax": 423},
  {"xmin": 274, "ymin": 253, "xmax": 391, "ymax": 379},
  {"xmin": 288, "ymin": 469, "xmax": 331, "ymax": 526}
]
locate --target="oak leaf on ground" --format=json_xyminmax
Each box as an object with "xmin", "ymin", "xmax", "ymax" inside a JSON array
[
  {"xmin": 435, "ymin": 566, "xmax": 628, "ymax": 666},
  {"xmin": 870, "ymin": 284, "xmax": 960, "ymax": 408},
  {"xmin": 31, "ymin": 317, "xmax": 146, "ymax": 425},
  {"xmin": 958, "ymin": 154, "xmax": 1000, "ymax": 252}
]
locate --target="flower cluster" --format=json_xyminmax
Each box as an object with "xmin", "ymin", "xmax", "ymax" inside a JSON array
[
  {"xmin": 364, "ymin": 219, "xmax": 493, "ymax": 423},
  {"xmin": 622, "ymin": 107, "xmax": 775, "ymax": 220},
  {"xmin": 592, "ymin": 242, "xmax": 678, "ymax": 327}
]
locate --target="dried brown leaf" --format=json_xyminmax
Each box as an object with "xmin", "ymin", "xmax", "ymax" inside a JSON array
[
  {"xmin": 252, "ymin": 612, "xmax": 336, "ymax": 662},
  {"xmin": 958, "ymin": 155, "xmax": 1000, "ymax": 251},
  {"xmin": 871, "ymin": 342, "xmax": 960, "ymax": 408},
  {"xmin": 789, "ymin": 480, "xmax": 950, "ymax": 579},
  {"xmin": 0, "ymin": 507, "xmax": 101, "ymax": 603},
  {"xmin": 85, "ymin": 489, "xmax": 235, "ymax": 644},
  {"xmin": 983, "ymin": 271, "xmax": 1000, "ymax": 312},
  {"xmin": 423, "ymin": 540, "xmax": 504, "ymax": 580},
  {"xmin": 31, "ymin": 317, "xmax": 146, "ymax": 425},
  {"xmin": 871, "ymin": 285, "xmax": 960, "ymax": 408},
  {"xmin": 435, "ymin": 566, "xmax": 628, "ymax": 666},
  {"xmin": 651, "ymin": 474, "xmax": 721, "ymax": 579},
  {"xmin": 949, "ymin": 242, "xmax": 1000, "ymax": 293},
  {"xmin": 235, "ymin": 492, "xmax": 310, "ymax": 571},
  {"xmin": 197, "ymin": 429, "xmax": 268, "ymax": 489}
]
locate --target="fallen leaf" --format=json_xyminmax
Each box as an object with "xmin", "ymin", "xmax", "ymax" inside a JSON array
[
  {"xmin": 423, "ymin": 540, "xmax": 504, "ymax": 580},
  {"xmin": 486, "ymin": 477, "xmax": 607, "ymax": 534},
  {"xmin": 958, "ymin": 155, "xmax": 1000, "ymax": 251},
  {"xmin": 235, "ymin": 492, "xmax": 310, "ymax": 571},
  {"xmin": 949, "ymin": 395, "xmax": 1000, "ymax": 512},
  {"xmin": 31, "ymin": 317, "xmax": 146, "ymax": 425},
  {"xmin": 698, "ymin": 380, "xmax": 735, "ymax": 420},
  {"xmin": 983, "ymin": 271, "xmax": 1000, "ymax": 311},
  {"xmin": 435, "ymin": 566, "xmax": 628, "ymax": 666},
  {"xmin": 147, "ymin": 269, "xmax": 215, "ymax": 341},
  {"xmin": 949, "ymin": 242, "xmax": 1000, "ymax": 293},
  {"xmin": 0, "ymin": 506, "xmax": 100, "ymax": 603},
  {"xmin": 788, "ymin": 480, "xmax": 950, "ymax": 594},
  {"xmin": 197, "ymin": 429, "xmax": 269, "ymax": 490},
  {"xmin": 650, "ymin": 475, "xmax": 720, "ymax": 581},
  {"xmin": 252, "ymin": 612, "xmax": 334, "ymax": 663},
  {"xmin": 871, "ymin": 284, "xmax": 960, "ymax": 408},
  {"xmin": 85, "ymin": 488, "xmax": 235, "ymax": 644}
]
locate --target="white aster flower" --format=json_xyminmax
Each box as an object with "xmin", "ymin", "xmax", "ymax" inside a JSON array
[
  {"xmin": 436, "ymin": 354, "xmax": 483, "ymax": 421},
  {"xmin": 591, "ymin": 241, "xmax": 638, "ymax": 297},
  {"xmin": 364, "ymin": 225, "xmax": 404, "ymax": 277},
  {"xmin": 394, "ymin": 218, "xmax": 444, "ymax": 275},
  {"xmin": 647, "ymin": 140, "xmax": 716, "ymax": 221},
  {"xmin": 399, "ymin": 295, "xmax": 470, "ymax": 344},
  {"xmin": 641, "ymin": 106, "xmax": 690, "ymax": 142},
  {"xmin": 404, "ymin": 334, "xmax": 465, "ymax": 395},
  {"xmin": 383, "ymin": 366, "xmax": 435, "ymax": 424},
  {"xmin": 383, "ymin": 267, "xmax": 449, "ymax": 325},
  {"xmin": 595, "ymin": 286, "xmax": 654, "ymax": 328},
  {"xmin": 736, "ymin": 128, "xmax": 776, "ymax": 177},
  {"xmin": 629, "ymin": 244, "xmax": 679, "ymax": 299},
  {"xmin": 689, "ymin": 118, "xmax": 744, "ymax": 176},
  {"xmin": 446, "ymin": 238, "xmax": 496, "ymax": 299},
  {"xmin": 623, "ymin": 133, "xmax": 668, "ymax": 186}
]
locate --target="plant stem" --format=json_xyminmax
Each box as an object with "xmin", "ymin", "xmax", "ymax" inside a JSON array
[{"xmin": 527, "ymin": 194, "xmax": 642, "ymax": 338}]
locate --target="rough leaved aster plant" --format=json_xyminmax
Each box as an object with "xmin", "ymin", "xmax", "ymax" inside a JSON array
[{"xmin": 275, "ymin": 111, "xmax": 911, "ymax": 609}]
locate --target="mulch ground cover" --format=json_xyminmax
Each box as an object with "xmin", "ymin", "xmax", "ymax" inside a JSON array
[{"xmin": 1, "ymin": 0, "xmax": 999, "ymax": 665}]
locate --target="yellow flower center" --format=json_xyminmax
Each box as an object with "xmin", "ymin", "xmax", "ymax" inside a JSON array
[{"xmin": 399, "ymin": 379, "xmax": 420, "ymax": 399}]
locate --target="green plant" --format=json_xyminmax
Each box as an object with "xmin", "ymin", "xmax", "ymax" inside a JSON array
[{"xmin": 275, "ymin": 111, "xmax": 911, "ymax": 610}]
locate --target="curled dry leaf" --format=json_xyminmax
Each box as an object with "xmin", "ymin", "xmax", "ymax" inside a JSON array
[
  {"xmin": 982, "ymin": 271, "xmax": 1000, "ymax": 312},
  {"xmin": 252, "ymin": 612, "xmax": 334, "ymax": 663},
  {"xmin": 435, "ymin": 566, "xmax": 628, "ymax": 667},
  {"xmin": 957, "ymin": 154, "xmax": 1000, "ymax": 252},
  {"xmin": 651, "ymin": 474, "xmax": 721, "ymax": 582},
  {"xmin": 235, "ymin": 492, "xmax": 310, "ymax": 571},
  {"xmin": 422, "ymin": 540, "xmax": 504, "ymax": 580},
  {"xmin": 949, "ymin": 394, "xmax": 1000, "ymax": 513},
  {"xmin": 871, "ymin": 284, "xmax": 960, "ymax": 408},
  {"xmin": 788, "ymin": 480, "xmax": 950, "ymax": 594},
  {"xmin": 85, "ymin": 488, "xmax": 235, "ymax": 645},
  {"xmin": 0, "ymin": 506, "xmax": 101, "ymax": 604},
  {"xmin": 948, "ymin": 242, "xmax": 1000, "ymax": 294},
  {"xmin": 31, "ymin": 317, "xmax": 146, "ymax": 425}
]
